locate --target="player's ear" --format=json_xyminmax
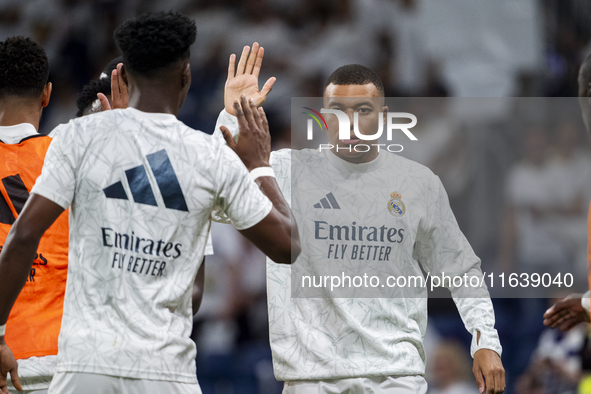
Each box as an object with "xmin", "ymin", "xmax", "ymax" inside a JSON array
[
  {"xmin": 41, "ymin": 82, "xmax": 52, "ymax": 108},
  {"xmin": 181, "ymin": 63, "xmax": 191, "ymax": 90},
  {"xmin": 382, "ymin": 105, "xmax": 388, "ymax": 124}
]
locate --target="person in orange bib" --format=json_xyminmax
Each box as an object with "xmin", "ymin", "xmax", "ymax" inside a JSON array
[{"xmin": 0, "ymin": 36, "xmax": 68, "ymax": 394}]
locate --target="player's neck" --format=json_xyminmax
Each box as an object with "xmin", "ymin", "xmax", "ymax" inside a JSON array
[
  {"xmin": 126, "ymin": 81, "xmax": 183, "ymax": 117},
  {"xmin": 331, "ymin": 148, "xmax": 379, "ymax": 164},
  {"xmin": 0, "ymin": 98, "xmax": 41, "ymax": 130}
]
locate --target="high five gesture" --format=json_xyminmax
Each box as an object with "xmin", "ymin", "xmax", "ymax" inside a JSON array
[{"xmin": 225, "ymin": 43, "xmax": 276, "ymax": 116}]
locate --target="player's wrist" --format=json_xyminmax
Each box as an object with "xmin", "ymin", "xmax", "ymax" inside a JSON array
[
  {"xmin": 246, "ymin": 161, "xmax": 271, "ymax": 172},
  {"xmin": 250, "ymin": 166, "xmax": 274, "ymax": 181}
]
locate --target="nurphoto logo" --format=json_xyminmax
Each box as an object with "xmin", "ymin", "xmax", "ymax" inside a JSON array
[{"xmin": 303, "ymin": 107, "xmax": 418, "ymax": 153}]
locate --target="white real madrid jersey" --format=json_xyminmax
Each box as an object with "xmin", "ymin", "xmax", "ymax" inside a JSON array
[
  {"xmin": 31, "ymin": 108, "xmax": 272, "ymax": 384},
  {"xmin": 214, "ymin": 110, "xmax": 501, "ymax": 381}
]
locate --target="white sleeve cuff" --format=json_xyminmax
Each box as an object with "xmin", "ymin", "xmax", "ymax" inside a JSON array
[
  {"xmin": 470, "ymin": 329, "xmax": 502, "ymax": 358},
  {"xmin": 214, "ymin": 109, "xmax": 239, "ymax": 142},
  {"xmin": 582, "ymin": 290, "xmax": 591, "ymax": 313}
]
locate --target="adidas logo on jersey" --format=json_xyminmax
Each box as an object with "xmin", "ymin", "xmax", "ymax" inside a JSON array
[
  {"xmin": 313, "ymin": 192, "xmax": 340, "ymax": 209},
  {"xmin": 0, "ymin": 174, "xmax": 29, "ymax": 225},
  {"xmin": 103, "ymin": 149, "xmax": 188, "ymax": 212}
]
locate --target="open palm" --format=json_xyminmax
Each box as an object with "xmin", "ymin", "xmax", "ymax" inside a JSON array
[{"xmin": 225, "ymin": 42, "xmax": 276, "ymax": 116}]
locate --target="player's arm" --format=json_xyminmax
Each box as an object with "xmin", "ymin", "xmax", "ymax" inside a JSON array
[
  {"xmin": 415, "ymin": 177, "xmax": 504, "ymax": 394},
  {"xmin": 192, "ymin": 258, "xmax": 205, "ymax": 316},
  {"xmin": 220, "ymin": 95, "xmax": 299, "ymax": 264},
  {"xmin": 0, "ymin": 194, "xmax": 64, "ymax": 394}
]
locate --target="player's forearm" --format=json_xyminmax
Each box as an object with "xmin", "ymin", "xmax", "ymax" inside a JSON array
[
  {"xmin": 255, "ymin": 176, "xmax": 290, "ymax": 219},
  {"xmin": 454, "ymin": 296, "xmax": 502, "ymax": 357},
  {"xmin": 192, "ymin": 258, "xmax": 205, "ymax": 316},
  {"xmin": 0, "ymin": 227, "xmax": 40, "ymax": 327}
]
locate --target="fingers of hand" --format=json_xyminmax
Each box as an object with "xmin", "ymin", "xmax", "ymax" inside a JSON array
[
  {"xmin": 253, "ymin": 46, "xmax": 264, "ymax": 78},
  {"xmin": 220, "ymin": 126, "xmax": 236, "ymax": 148},
  {"xmin": 259, "ymin": 107, "xmax": 269, "ymax": 133},
  {"xmin": 234, "ymin": 100, "xmax": 248, "ymax": 131},
  {"xmin": 543, "ymin": 305, "xmax": 556, "ymax": 318},
  {"xmin": 228, "ymin": 54, "xmax": 236, "ymax": 79},
  {"xmin": 10, "ymin": 369, "xmax": 21, "ymax": 392},
  {"xmin": 473, "ymin": 366, "xmax": 485, "ymax": 394},
  {"xmin": 492, "ymin": 367, "xmax": 504, "ymax": 394},
  {"xmin": 97, "ymin": 93, "xmax": 111, "ymax": 111},
  {"xmin": 560, "ymin": 317, "xmax": 579, "ymax": 332},
  {"xmin": 260, "ymin": 76, "xmax": 276, "ymax": 98},
  {"xmin": 236, "ymin": 46, "xmax": 250, "ymax": 76},
  {"xmin": 245, "ymin": 42, "xmax": 259, "ymax": 75},
  {"xmin": 250, "ymin": 98, "xmax": 263, "ymax": 129},
  {"xmin": 111, "ymin": 68, "xmax": 119, "ymax": 98},
  {"xmin": 117, "ymin": 64, "xmax": 129, "ymax": 106},
  {"xmin": 241, "ymin": 95, "xmax": 256, "ymax": 126},
  {"xmin": 544, "ymin": 307, "xmax": 573, "ymax": 327},
  {"xmin": 484, "ymin": 371, "xmax": 496, "ymax": 394}
]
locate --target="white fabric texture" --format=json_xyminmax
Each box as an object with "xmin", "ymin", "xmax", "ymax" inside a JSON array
[
  {"xmin": 31, "ymin": 108, "xmax": 271, "ymax": 383},
  {"xmin": 214, "ymin": 111, "xmax": 501, "ymax": 381}
]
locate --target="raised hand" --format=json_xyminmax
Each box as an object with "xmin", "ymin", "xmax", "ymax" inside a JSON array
[
  {"xmin": 225, "ymin": 43, "xmax": 276, "ymax": 116},
  {"xmin": 97, "ymin": 63, "xmax": 129, "ymax": 111},
  {"xmin": 544, "ymin": 294, "xmax": 590, "ymax": 331},
  {"xmin": 220, "ymin": 94, "xmax": 271, "ymax": 171},
  {"xmin": 0, "ymin": 340, "xmax": 21, "ymax": 394},
  {"xmin": 473, "ymin": 349, "xmax": 505, "ymax": 394}
]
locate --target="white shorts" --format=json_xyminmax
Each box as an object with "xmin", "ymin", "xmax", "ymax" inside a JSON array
[
  {"xmin": 48, "ymin": 372, "xmax": 203, "ymax": 394},
  {"xmin": 283, "ymin": 375, "xmax": 427, "ymax": 394},
  {"xmin": 8, "ymin": 390, "xmax": 48, "ymax": 394}
]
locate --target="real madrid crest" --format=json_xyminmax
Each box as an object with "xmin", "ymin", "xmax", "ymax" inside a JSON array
[{"xmin": 387, "ymin": 191, "xmax": 405, "ymax": 217}]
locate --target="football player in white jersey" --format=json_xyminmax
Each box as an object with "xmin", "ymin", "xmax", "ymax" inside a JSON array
[
  {"xmin": 215, "ymin": 63, "xmax": 505, "ymax": 393},
  {"xmin": 0, "ymin": 12, "xmax": 299, "ymax": 394}
]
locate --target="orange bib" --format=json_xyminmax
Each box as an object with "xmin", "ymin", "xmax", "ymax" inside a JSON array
[{"xmin": 0, "ymin": 135, "xmax": 69, "ymax": 359}]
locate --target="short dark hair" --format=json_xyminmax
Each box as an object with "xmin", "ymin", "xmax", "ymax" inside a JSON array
[
  {"xmin": 114, "ymin": 12, "xmax": 196, "ymax": 77},
  {"xmin": 100, "ymin": 56, "xmax": 123, "ymax": 79},
  {"xmin": 76, "ymin": 78, "xmax": 111, "ymax": 117},
  {"xmin": 324, "ymin": 64, "xmax": 384, "ymax": 96},
  {"xmin": 0, "ymin": 36, "xmax": 49, "ymax": 98}
]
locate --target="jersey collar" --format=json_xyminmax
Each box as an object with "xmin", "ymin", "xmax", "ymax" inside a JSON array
[
  {"xmin": 0, "ymin": 123, "xmax": 39, "ymax": 144},
  {"xmin": 323, "ymin": 148, "xmax": 387, "ymax": 175},
  {"xmin": 125, "ymin": 107, "xmax": 178, "ymax": 123}
]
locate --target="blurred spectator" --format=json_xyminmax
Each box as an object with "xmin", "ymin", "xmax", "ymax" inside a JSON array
[
  {"xmin": 515, "ymin": 297, "xmax": 585, "ymax": 394},
  {"xmin": 193, "ymin": 223, "xmax": 280, "ymax": 394},
  {"xmin": 427, "ymin": 340, "xmax": 478, "ymax": 394},
  {"xmin": 499, "ymin": 126, "xmax": 570, "ymax": 276}
]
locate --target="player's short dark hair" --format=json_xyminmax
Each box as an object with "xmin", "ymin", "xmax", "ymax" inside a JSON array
[
  {"xmin": 324, "ymin": 64, "xmax": 384, "ymax": 96},
  {"xmin": 101, "ymin": 56, "xmax": 123, "ymax": 79},
  {"xmin": 76, "ymin": 78, "xmax": 111, "ymax": 117},
  {"xmin": 114, "ymin": 12, "xmax": 196, "ymax": 77},
  {"xmin": 0, "ymin": 36, "xmax": 49, "ymax": 98}
]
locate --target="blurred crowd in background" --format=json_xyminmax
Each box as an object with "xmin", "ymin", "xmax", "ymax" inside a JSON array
[{"xmin": 2, "ymin": 0, "xmax": 591, "ymax": 393}]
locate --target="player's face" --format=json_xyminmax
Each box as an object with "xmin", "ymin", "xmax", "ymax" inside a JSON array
[
  {"xmin": 323, "ymin": 83, "xmax": 387, "ymax": 163},
  {"xmin": 577, "ymin": 64, "xmax": 591, "ymax": 134}
]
